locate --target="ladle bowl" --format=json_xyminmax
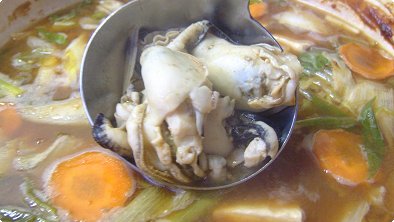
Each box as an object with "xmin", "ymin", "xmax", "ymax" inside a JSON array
[{"xmin": 80, "ymin": 0, "xmax": 298, "ymax": 190}]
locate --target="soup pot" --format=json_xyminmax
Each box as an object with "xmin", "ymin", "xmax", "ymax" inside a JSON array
[{"xmin": 0, "ymin": 0, "xmax": 82, "ymax": 48}]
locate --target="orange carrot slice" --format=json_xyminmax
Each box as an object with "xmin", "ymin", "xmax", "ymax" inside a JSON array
[
  {"xmin": 249, "ymin": 1, "xmax": 267, "ymax": 19},
  {"xmin": 339, "ymin": 43, "xmax": 394, "ymax": 80},
  {"xmin": 312, "ymin": 129, "xmax": 368, "ymax": 185},
  {"xmin": 46, "ymin": 151, "xmax": 135, "ymax": 222},
  {"xmin": 0, "ymin": 105, "xmax": 22, "ymax": 137}
]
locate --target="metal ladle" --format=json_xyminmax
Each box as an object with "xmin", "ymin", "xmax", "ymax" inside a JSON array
[{"xmin": 80, "ymin": 0, "xmax": 297, "ymax": 190}]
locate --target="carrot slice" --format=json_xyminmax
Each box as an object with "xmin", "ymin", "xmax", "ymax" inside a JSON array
[
  {"xmin": 339, "ymin": 43, "xmax": 394, "ymax": 80},
  {"xmin": 249, "ymin": 1, "xmax": 267, "ymax": 19},
  {"xmin": 312, "ymin": 129, "xmax": 368, "ymax": 185},
  {"xmin": 0, "ymin": 105, "xmax": 22, "ymax": 137},
  {"xmin": 46, "ymin": 151, "xmax": 135, "ymax": 222}
]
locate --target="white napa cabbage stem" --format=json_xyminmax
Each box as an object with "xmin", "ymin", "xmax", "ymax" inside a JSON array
[
  {"xmin": 13, "ymin": 135, "xmax": 80, "ymax": 170},
  {"xmin": 273, "ymin": 9, "xmax": 331, "ymax": 35},
  {"xmin": 17, "ymin": 98, "xmax": 88, "ymax": 126},
  {"xmin": 62, "ymin": 33, "xmax": 88, "ymax": 89}
]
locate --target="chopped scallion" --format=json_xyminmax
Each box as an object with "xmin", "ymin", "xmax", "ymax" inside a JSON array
[
  {"xmin": 300, "ymin": 90, "xmax": 349, "ymax": 117},
  {"xmin": 0, "ymin": 79, "xmax": 24, "ymax": 96},
  {"xmin": 37, "ymin": 29, "xmax": 67, "ymax": 45}
]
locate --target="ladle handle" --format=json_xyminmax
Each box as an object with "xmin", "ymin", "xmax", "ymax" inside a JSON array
[{"xmin": 211, "ymin": 0, "xmax": 281, "ymax": 49}]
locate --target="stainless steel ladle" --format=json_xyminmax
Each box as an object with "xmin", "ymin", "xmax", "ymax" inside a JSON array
[{"xmin": 80, "ymin": 0, "xmax": 297, "ymax": 190}]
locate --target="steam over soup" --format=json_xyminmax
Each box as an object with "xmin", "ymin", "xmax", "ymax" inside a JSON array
[{"xmin": 0, "ymin": 0, "xmax": 393, "ymax": 222}]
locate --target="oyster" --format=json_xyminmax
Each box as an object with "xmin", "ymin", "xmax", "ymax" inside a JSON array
[
  {"xmin": 192, "ymin": 33, "xmax": 302, "ymax": 111},
  {"xmin": 95, "ymin": 20, "xmax": 297, "ymax": 185}
]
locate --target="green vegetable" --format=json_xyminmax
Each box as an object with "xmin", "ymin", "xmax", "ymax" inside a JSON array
[
  {"xmin": 91, "ymin": 11, "xmax": 107, "ymax": 20},
  {"xmin": 81, "ymin": 0, "xmax": 92, "ymax": 6},
  {"xmin": 249, "ymin": 0, "xmax": 263, "ymax": 4},
  {"xmin": 299, "ymin": 52, "xmax": 330, "ymax": 75},
  {"xmin": 37, "ymin": 29, "xmax": 67, "ymax": 45},
  {"xmin": 0, "ymin": 180, "xmax": 58, "ymax": 222},
  {"xmin": 0, "ymin": 207, "xmax": 46, "ymax": 222},
  {"xmin": 300, "ymin": 90, "xmax": 349, "ymax": 117},
  {"xmin": 12, "ymin": 48, "xmax": 53, "ymax": 71},
  {"xmin": 49, "ymin": 10, "xmax": 76, "ymax": 27},
  {"xmin": 20, "ymin": 181, "xmax": 58, "ymax": 221},
  {"xmin": 0, "ymin": 79, "xmax": 24, "ymax": 96},
  {"xmin": 359, "ymin": 99, "xmax": 386, "ymax": 178},
  {"xmin": 110, "ymin": 187, "xmax": 196, "ymax": 222},
  {"xmin": 159, "ymin": 191, "xmax": 222, "ymax": 222},
  {"xmin": 50, "ymin": 10, "xmax": 76, "ymax": 22},
  {"xmin": 296, "ymin": 117, "xmax": 357, "ymax": 129}
]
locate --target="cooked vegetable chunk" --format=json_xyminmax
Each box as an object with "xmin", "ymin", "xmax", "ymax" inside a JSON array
[
  {"xmin": 312, "ymin": 129, "xmax": 368, "ymax": 185},
  {"xmin": 339, "ymin": 43, "xmax": 394, "ymax": 80},
  {"xmin": 212, "ymin": 202, "xmax": 304, "ymax": 222},
  {"xmin": 44, "ymin": 151, "xmax": 135, "ymax": 222}
]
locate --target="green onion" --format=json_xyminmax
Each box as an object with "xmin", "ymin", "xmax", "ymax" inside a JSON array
[
  {"xmin": 300, "ymin": 90, "xmax": 349, "ymax": 117},
  {"xmin": 0, "ymin": 180, "xmax": 59, "ymax": 222},
  {"xmin": 37, "ymin": 29, "xmax": 67, "ymax": 45},
  {"xmin": 20, "ymin": 180, "xmax": 58, "ymax": 221},
  {"xmin": 50, "ymin": 10, "xmax": 77, "ymax": 28},
  {"xmin": 358, "ymin": 99, "xmax": 386, "ymax": 178},
  {"xmin": 299, "ymin": 51, "xmax": 330, "ymax": 75},
  {"xmin": 50, "ymin": 10, "xmax": 76, "ymax": 22},
  {"xmin": 91, "ymin": 11, "xmax": 107, "ymax": 20},
  {"xmin": 53, "ymin": 20, "xmax": 76, "ymax": 27},
  {"xmin": 12, "ymin": 49, "xmax": 48, "ymax": 71},
  {"xmin": 296, "ymin": 117, "xmax": 357, "ymax": 129},
  {"xmin": 0, "ymin": 79, "xmax": 24, "ymax": 96}
]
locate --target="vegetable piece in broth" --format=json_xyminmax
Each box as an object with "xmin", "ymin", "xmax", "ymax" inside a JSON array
[
  {"xmin": 299, "ymin": 51, "xmax": 330, "ymax": 76},
  {"xmin": 300, "ymin": 90, "xmax": 349, "ymax": 117},
  {"xmin": 0, "ymin": 207, "xmax": 47, "ymax": 222},
  {"xmin": 359, "ymin": 99, "xmax": 386, "ymax": 178},
  {"xmin": 0, "ymin": 79, "xmax": 24, "ymax": 97},
  {"xmin": 0, "ymin": 106, "xmax": 22, "ymax": 137},
  {"xmin": 13, "ymin": 135, "xmax": 79, "ymax": 171},
  {"xmin": 20, "ymin": 180, "xmax": 58, "ymax": 221},
  {"xmin": 37, "ymin": 29, "xmax": 68, "ymax": 45},
  {"xmin": 312, "ymin": 129, "xmax": 368, "ymax": 185},
  {"xmin": 296, "ymin": 117, "xmax": 357, "ymax": 129},
  {"xmin": 108, "ymin": 187, "xmax": 197, "ymax": 222},
  {"xmin": 249, "ymin": 0, "xmax": 267, "ymax": 19},
  {"xmin": 44, "ymin": 151, "xmax": 135, "ymax": 222},
  {"xmin": 0, "ymin": 180, "xmax": 59, "ymax": 222},
  {"xmin": 339, "ymin": 43, "xmax": 394, "ymax": 80}
]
